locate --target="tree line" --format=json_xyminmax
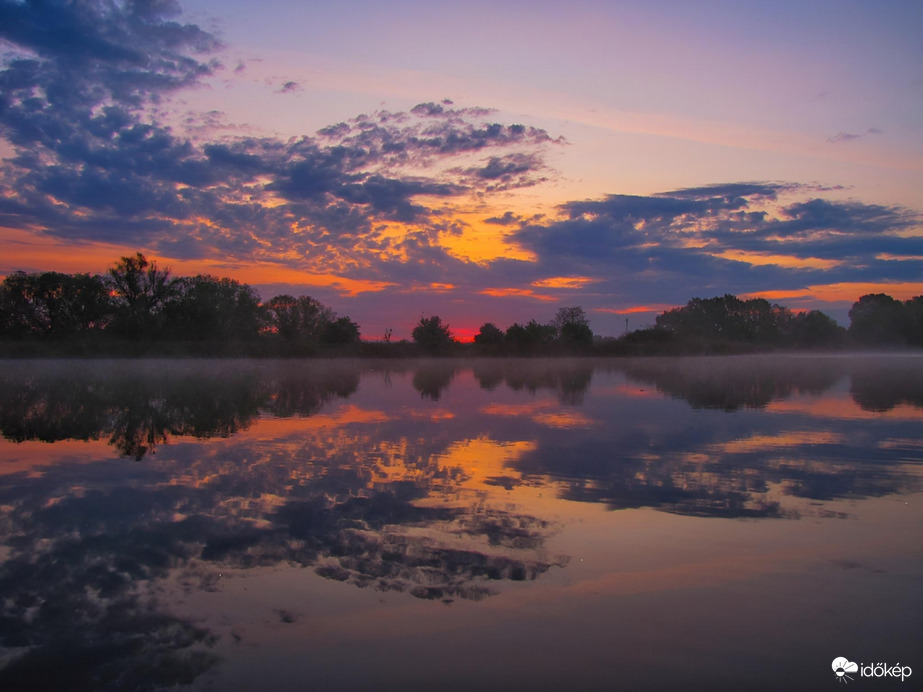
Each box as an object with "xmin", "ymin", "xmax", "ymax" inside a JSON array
[
  {"xmin": 1, "ymin": 254, "xmax": 920, "ymax": 355},
  {"xmin": 0, "ymin": 253, "xmax": 359, "ymax": 353},
  {"xmin": 608, "ymin": 293, "xmax": 923, "ymax": 355}
]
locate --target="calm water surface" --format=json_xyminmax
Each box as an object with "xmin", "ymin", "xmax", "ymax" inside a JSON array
[{"xmin": 0, "ymin": 356, "xmax": 920, "ymax": 691}]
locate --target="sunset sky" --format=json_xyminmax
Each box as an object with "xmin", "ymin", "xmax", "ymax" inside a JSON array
[{"xmin": 1, "ymin": 0, "xmax": 921, "ymax": 339}]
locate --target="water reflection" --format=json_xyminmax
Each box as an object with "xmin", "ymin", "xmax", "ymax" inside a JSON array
[
  {"xmin": 617, "ymin": 356, "xmax": 841, "ymax": 410},
  {"xmin": 472, "ymin": 359, "xmax": 595, "ymax": 404},
  {"xmin": 0, "ymin": 361, "xmax": 357, "ymax": 459},
  {"xmin": 0, "ymin": 356, "xmax": 921, "ymax": 689}
]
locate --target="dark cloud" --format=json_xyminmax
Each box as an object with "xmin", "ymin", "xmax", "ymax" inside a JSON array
[
  {"xmin": 0, "ymin": 2, "xmax": 557, "ymax": 272},
  {"xmin": 474, "ymin": 153, "xmax": 541, "ymax": 180},
  {"xmin": 510, "ymin": 183, "xmax": 920, "ymax": 311},
  {"xmin": 275, "ymin": 80, "xmax": 302, "ymax": 94},
  {"xmin": 484, "ymin": 211, "xmax": 521, "ymax": 225},
  {"xmin": 0, "ymin": 2, "xmax": 918, "ymax": 332}
]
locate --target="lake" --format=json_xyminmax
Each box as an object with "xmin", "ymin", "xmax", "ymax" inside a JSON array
[{"xmin": 0, "ymin": 355, "xmax": 920, "ymax": 691}]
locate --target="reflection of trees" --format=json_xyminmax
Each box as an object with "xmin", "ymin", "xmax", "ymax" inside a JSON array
[
  {"xmin": 498, "ymin": 356, "xmax": 922, "ymax": 517},
  {"xmin": 472, "ymin": 359, "xmax": 594, "ymax": 405},
  {"xmin": 618, "ymin": 356, "xmax": 842, "ymax": 410},
  {"xmin": 849, "ymin": 358, "xmax": 923, "ymax": 411},
  {"xmin": 0, "ymin": 385, "xmax": 566, "ymax": 686},
  {"xmin": 411, "ymin": 362, "xmax": 457, "ymax": 401},
  {"xmin": 264, "ymin": 364, "xmax": 360, "ymax": 416},
  {"xmin": 0, "ymin": 361, "xmax": 358, "ymax": 459},
  {"xmin": 2, "ymin": 356, "xmax": 919, "ymax": 687},
  {"xmin": 618, "ymin": 355, "xmax": 923, "ymax": 414}
]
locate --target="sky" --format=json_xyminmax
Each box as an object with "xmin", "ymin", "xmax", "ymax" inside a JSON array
[{"xmin": 1, "ymin": 0, "xmax": 921, "ymax": 339}]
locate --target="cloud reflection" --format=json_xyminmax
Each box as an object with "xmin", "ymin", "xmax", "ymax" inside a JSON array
[{"xmin": 0, "ymin": 356, "xmax": 921, "ymax": 688}]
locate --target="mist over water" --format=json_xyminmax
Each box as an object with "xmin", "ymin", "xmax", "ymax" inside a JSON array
[{"xmin": 0, "ymin": 355, "xmax": 920, "ymax": 691}]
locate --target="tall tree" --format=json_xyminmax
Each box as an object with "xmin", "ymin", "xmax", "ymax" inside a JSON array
[
  {"xmin": 321, "ymin": 316, "xmax": 361, "ymax": 345},
  {"xmin": 163, "ymin": 275, "xmax": 264, "ymax": 341},
  {"xmin": 265, "ymin": 295, "xmax": 335, "ymax": 342},
  {"xmin": 848, "ymin": 294, "xmax": 905, "ymax": 346},
  {"xmin": 474, "ymin": 322, "xmax": 505, "ymax": 347},
  {"xmin": 656, "ymin": 295, "xmax": 783, "ymax": 343},
  {"xmin": 782, "ymin": 310, "xmax": 845, "ymax": 348},
  {"xmin": 552, "ymin": 306, "xmax": 593, "ymax": 346},
  {"xmin": 905, "ymin": 296, "xmax": 923, "ymax": 347},
  {"xmin": 504, "ymin": 319, "xmax": 556, "ymax": 353},
  {"xmin": 106, "ymin": 253, "xmax": 175, "ymax": 339},
  {"xmin": 412, "ymin": 315, "xmax": 454, "ymax": 353}
]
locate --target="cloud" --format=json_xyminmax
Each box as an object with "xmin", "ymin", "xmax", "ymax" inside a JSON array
[
  {"xmin": 276, "ymin": 80, "xmax": 302, "ymax": 94},
  {"xmin": 0, "ymin": 1, "xmax": 919, "ymax": 336},
  {"xmin": 0, "ymin": 2, "xmax": 560, "ymax": 275},
  {"xmin": 484, "ymin": 211, "xmax": 521, "ymax": 225},
  {"xmin": 508, "ymin": 183, "xmax": 921, "ymax": 319},
  {"xmin": 827, "ymin": 128, "xmax": 884, "ymax": 143}
]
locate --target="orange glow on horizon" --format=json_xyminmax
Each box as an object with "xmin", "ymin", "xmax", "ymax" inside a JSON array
[
  {"xmin": 452, "ymin": 326, "xmax": 478, "ymax": 343},
  {"xmin": 0, "ymin": 227, "xmax": 396, "ymax": 297}
]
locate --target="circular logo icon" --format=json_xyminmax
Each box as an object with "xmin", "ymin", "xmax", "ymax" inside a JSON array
[{"xmin": 832, "ymin": 657, "xmax": 858, "ymax": 683}]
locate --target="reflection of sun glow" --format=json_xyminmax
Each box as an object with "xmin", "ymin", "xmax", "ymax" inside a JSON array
[
  {"xmin": 0, "ymin": 438, "xmax": 113, "ymax": 476},
  {"xmin": 766, "ymin": 398, "xmax": 923, "ymax": 421},
  {"xmin": 407, "ymin": 409, "xmax": 456, "ymax": 421},
  {"xmin": 249, "ymin": 405, "xmax": 391, "ymax": 436},
  {"xmin": 364, "ymin": 436, "xmax": 538, "ymax": 493},
  {"xmin": 481, "ymin": 401, "xmax": 596, "ymax": 428},
  {"xmin": 532, "ymin": 411, "xmax": 596, "ymax": 429},
  {"xmin": 717, "ymin": 431, "xmax": 844, "ymax": 454},
  {"xmin": 434, "ymin": 437, "xmax": 538, "ymax": 488}
]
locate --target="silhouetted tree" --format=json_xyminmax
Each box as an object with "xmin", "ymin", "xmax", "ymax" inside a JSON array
[
  {"xmin": 474, "ymin": 322, "xmax": 504, "ymax": 347},
  {"xmin": 552, "ymin": 306, "xmax": 593, "ymax": 346},
  {"xmin": 505, "ymin": 319, "xmax": 556, "ymax": 353},
  {"xmin": 905, "ymin": 296, "xmax": 923, "ymax": 347},
  {"xmin": 656, "ymin": 295, "xmax": 784, "ymax": 344},
  {"xmin": 412, "ymin": 315, "xmax": 453, "ymax": 353},
  {"xmin": 106, "ymin": 253, "xmax": 175, "ymax": 339},
  {"xmin": 412, "ymin": 363, "xmax": 457, "ymax": 400},
  {"xmin": 848, "ymin": 294, "xmax": 905, "ymax": 346},
  {"xmin": 162, "ymin": 275, "xmax": 264, "ymax": 341},
  {"xmin": 0, "ymin": 271, "xmax": 111, "ymax": 338},
  {"xmin": 783, "ymin": 310, "xmax": 845, "ymax": 348},
  {"xmin": 322, "ymin": 316, "xmax": 361, "ymax": 345},
  {"xmin": 265, "ymin": 295, "xmax": 334, "ymax": 341}
]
